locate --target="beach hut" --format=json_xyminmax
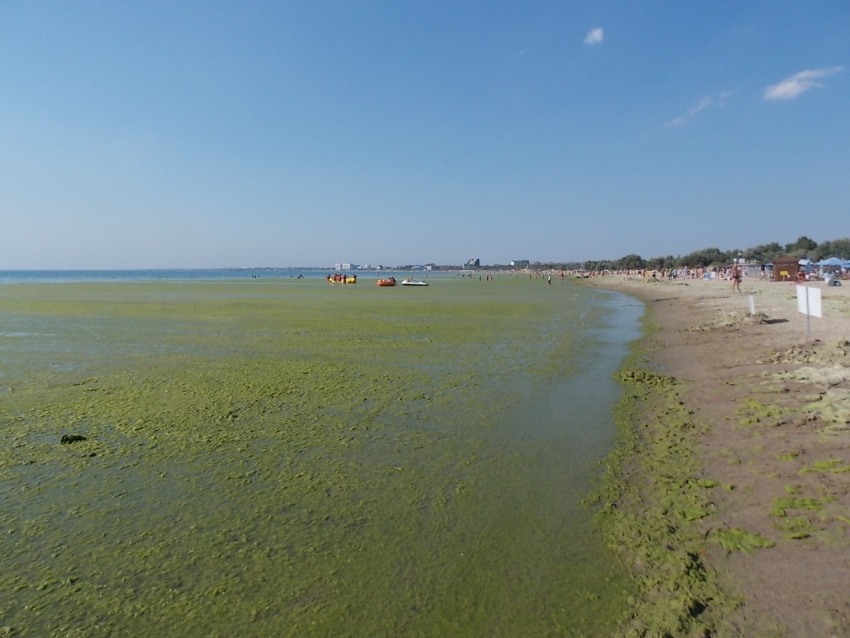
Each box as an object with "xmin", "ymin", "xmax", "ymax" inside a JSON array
[{"xmin": 771, "ymin": 255, "xmax": 799, "ymax": 282}]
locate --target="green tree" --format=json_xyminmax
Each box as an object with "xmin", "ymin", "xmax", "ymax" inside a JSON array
[
  {"xmin": 648, "ymin": 255, "xmax": 676, "ymax": 269},
  {"xmin": 679, "ymin": 247, "xmax": 725, "ymax": 268},
  {"xmin": 785, "ymin": 236, "xmax": 818, "ymax": 254},
  {"xmin": 814, "ymin": 238, "xmax": 850, "ymax": 260},
  {"xmin": 614, "ymin": 253, "xmax": 645, "ymax": 270},
  {"xmin": 834, "ymin": 239, "xmax": 850, "ymax": 259},
  {"xmin": 743, "ymin": 242, "xmax": 783, "ymax": 263}
]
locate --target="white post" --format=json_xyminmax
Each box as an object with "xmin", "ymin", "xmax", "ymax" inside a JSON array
[{"xmin": 748, "ymin": 295, "xmax": 755, "ymax": 316}]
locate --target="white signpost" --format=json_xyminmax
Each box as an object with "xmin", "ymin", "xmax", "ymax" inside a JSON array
[{"xmin": 796, "ymin": 285, "xmax": 822, "ymax": 339}]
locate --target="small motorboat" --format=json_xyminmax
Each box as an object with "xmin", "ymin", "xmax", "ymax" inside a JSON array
[
  {"xmin": 401, "ymin": 277, "xmax": 428, "ymax": 286},
  {"xmin": 377, "ymin": 277, "xmax": 396, "ymax": 287}
]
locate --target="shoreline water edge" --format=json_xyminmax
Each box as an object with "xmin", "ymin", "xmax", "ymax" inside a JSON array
[{"xmin": 588, "ymin": 274, "xmax": 850, "ymax": 637}]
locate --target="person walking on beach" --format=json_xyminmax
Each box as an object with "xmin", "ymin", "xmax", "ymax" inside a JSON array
[{"xmin": 731, "ymin": 263, "xmax": 742, "ymax": 292}]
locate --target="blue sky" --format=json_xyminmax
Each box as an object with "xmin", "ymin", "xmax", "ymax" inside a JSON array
[{"xmin": 1, "ymin": 1, "xmax": 848, "ymax": 268}]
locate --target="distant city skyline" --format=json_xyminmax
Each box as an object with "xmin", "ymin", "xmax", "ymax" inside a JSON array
[{"xmin": 1, "ymin": 2, "xmax": 848, "ymax": 269}]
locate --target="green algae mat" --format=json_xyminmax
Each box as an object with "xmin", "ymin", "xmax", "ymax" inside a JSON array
[{"xmin": 0, "ymin": 277, "xmax": 641, "ymax": 637}]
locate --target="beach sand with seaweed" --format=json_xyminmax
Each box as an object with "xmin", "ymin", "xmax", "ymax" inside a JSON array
[{"xmin": 589, "ymin": 274, "xmax": 850, "ymax": 637}]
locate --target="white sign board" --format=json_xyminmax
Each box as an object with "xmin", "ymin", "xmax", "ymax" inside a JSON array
[{"xmin": 796, "ymin": 285, "xmax": 822, "ymax": 318}]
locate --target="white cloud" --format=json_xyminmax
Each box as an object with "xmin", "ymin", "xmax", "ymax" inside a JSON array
[
  {"xmin": 584, "ymin": 28, "xmax": 603, "ymax": 45},
  {"xmin": 688, "ymin": 97, "xmax": 712, "ymax": 116},
  {"xmin": 663, "ymin": 91, "xmax": 731, "ymax": 130},
  {"xmin": 764, "ymin": 66, "xmax": 843, "ymax": 100}
]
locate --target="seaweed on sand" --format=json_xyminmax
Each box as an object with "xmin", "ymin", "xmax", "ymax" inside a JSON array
[{"xmin": 588, "ymin": 362, "xmax": 743, "ymax": 637}]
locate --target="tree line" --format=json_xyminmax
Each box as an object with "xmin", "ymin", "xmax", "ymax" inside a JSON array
[{"xmin": 499, "ymin": 236, "xmax": 850, "ymax": 273}]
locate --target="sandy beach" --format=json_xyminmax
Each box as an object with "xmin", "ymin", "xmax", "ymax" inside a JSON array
[{"xmin": 588, "ymin": 274, "xmax": 850, "ymax": 637}]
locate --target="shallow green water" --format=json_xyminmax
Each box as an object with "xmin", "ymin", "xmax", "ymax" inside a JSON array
[{"xmin": 0, "ymin": 277, "xmax": 642, "ymax": 637}]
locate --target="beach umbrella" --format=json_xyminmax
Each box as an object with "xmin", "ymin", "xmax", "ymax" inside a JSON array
[{"xmin": 816, "ymin": 257, "xmax": 847, "ymax": 266}]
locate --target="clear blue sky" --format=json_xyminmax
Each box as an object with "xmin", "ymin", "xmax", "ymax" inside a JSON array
[{"xmin": 1, "ymin": 1, "xmax": 848, "ymax": 268}]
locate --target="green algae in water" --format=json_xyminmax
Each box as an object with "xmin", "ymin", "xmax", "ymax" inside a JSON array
[{"xmin": 0, "ymin": 279, "xmax": 641, "ymax": 637}]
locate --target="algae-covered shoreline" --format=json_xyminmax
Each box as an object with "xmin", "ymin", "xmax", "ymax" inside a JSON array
[
  {"xmin": 2, "ymin": 277, "xmax": 643, "ymax": 637},
  {"xmin": 590, "ymin": 333, "xmax": 740, "ymax": 637},
  {"xmin": 588, "ymin": 275, "xmax": 850, "ymax": 637}
]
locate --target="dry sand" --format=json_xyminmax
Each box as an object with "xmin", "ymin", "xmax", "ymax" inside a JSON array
[{"xmin": 589, "ymin": 274, "xmax": 850, "ymax": 637}]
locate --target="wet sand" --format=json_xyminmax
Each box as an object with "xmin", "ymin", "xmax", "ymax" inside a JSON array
[{"xmin": 588, "ymin": 274, "xmax": 850, "ymax": 637}]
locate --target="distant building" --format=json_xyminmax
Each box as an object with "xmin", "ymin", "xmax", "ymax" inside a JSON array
[
  {"xmin": 335, "ymin": 263, "xmax": 358, "ymax": 271},
  {"xmin": 511, "ymin": 260, "xmax": 529, "ymax": 267}
]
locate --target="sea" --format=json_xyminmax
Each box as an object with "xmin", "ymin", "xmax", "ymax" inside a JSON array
[
  {"xmin": 0, "ymin": 269, "xmax": 429, "ymax": 284},
  {"xmin": 0, "ymin": 272, "xmax": 644, "ymax": 636}
]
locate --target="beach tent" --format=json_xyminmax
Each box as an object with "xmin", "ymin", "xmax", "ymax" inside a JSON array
[
  {"xmin": 815, "ymin": 258, "xmax": 850, "ymax": 286},
  {"xmin": 815, "ymin": 257, "xmax": 850, "ymax": 267}
]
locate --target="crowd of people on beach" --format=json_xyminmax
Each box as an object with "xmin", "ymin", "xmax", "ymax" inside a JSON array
[
  {"xmin": 447, "ymin": 264, "xmax": 849, "ymax": 288},
  {"xmin": 585, "ymin": 263, "xmax": 849, "ymax": 286}
]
